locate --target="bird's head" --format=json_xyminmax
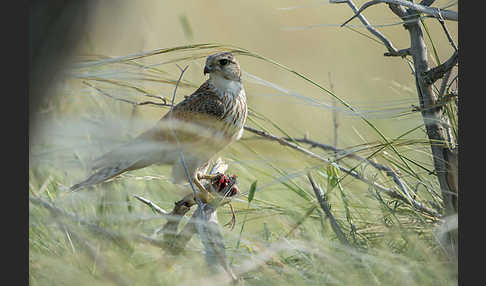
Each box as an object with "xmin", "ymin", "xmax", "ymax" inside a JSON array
[{"xmin": 204, "ymin": 52, "xmax": 241, "ymax": 82}]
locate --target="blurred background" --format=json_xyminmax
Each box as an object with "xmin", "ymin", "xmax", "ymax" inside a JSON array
[
  {"xmin": 31, "ymin": 0, "xmax": 457, "ymax": 145},
  {"xmin": 29, "ymin": 1, "xmax": 458, "ymax": 285}
]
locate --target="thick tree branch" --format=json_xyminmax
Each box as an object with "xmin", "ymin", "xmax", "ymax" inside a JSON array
[
  {"xmin": 388, "ymin": 3, "xmax": 408, "ymax": 19},
  {"xmin": 386, "ymin": 4, "xmax": 458, "ymax": 225}
]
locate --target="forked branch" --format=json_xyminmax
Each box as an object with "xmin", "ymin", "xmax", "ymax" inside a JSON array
[
  {"xmin": 422, "ymin": 50, "xmax": 458, "ymax": 85},
  {"xmin": 340, "ymin": 0, "xmax": 458, "ymax": 27},
  {"xmin": 331, "ymin": 0, "xmax": 405, "ymax": 57}
]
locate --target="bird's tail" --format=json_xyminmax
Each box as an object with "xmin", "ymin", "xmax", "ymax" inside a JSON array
[{"xmin": 70, "ymin": 161, "xmax": 138, "ymax": 191}]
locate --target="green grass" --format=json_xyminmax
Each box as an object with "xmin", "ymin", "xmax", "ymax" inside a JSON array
[{"xmin": 30, "ymin": 41, "xmax": 457, "ymax": 286}]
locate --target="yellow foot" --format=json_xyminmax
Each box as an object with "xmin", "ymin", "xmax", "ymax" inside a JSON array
[{"xmin": 192, "ymin": 173, "xmax": 214, "ymax": 203}]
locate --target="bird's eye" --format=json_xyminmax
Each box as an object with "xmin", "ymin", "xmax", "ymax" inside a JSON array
[{"xmin": 219, "ymin": 59, "xmax": 229, "ymax": 66}]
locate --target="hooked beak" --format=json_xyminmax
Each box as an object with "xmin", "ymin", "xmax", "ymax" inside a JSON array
[{"xmin": 203, "ymin": 65, "xmax": 213, "ymax": 75}]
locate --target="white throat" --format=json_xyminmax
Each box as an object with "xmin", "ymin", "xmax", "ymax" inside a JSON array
[{"xmin": 209, "ymin": 74, "xmax": 242, "ymax": 96}]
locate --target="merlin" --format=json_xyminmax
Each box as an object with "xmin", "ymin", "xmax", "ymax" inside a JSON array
[{"xmin": 71, "ymin": 52, "xmax": 248, "ymax": 198}]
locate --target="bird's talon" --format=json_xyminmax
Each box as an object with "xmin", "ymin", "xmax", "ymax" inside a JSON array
[
  {"xmin": 223, "ymin": 203, "xmax": 236, "ymax": 230},
  {"xmin": 192, "ymin": 174, "xmax": 214, "ymax": 203}
]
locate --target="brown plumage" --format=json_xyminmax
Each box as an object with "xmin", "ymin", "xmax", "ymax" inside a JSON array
[{"xmin": 71, "ymin": 52, "xmax": 247, "ymax": 191}]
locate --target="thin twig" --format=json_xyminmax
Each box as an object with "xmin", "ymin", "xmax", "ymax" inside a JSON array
[
  {"xmin": 132, "ymin": 195, "xmax": 169, "ymax": 215},
  {"xmin": 340, "ymin": 0, "xmax": 383, "ymax": 27},
  {"xmin": 82, "ymin": 81, "xmax": 172, "ymax": 108},
  {"xmin": 166, "ymin": 64, "xmax": 205, "ymax": 208},
  {"xmin": 244, "ymin": 126, "xmax": 440, "ymax": 217},
  {"xmin": 140, "ymin": 93, "xmax": 169, "ymax": 103},
  {"xmin": 328, "ymin": 72, "xmax": 339, "ymax": 148},
  {"xmin": 162, "ymin": 64, "xmax": 204, "ymax": 208},
  {"xmin": 333, "ymin": 0, "xmax": 404, "ymax": 57},
  {"xmin": 171, "ymin": 65, "xmax": 189, "ymax": 111},
  {"xmin": 289, "ymin": 136, "xmax": 413, "ymax": 202},
  {"xmin": 81, "ymin": 77, "xmax": 170, "ymax": 104},
  {"xmin": 179, "ymin": 153, "xmax": 205, "ymax": 208},
  {"xmin": 307, "ymin": 173, "xmax": 350, "ymax": 246},
  {"xmin": 437, "ymin": 15, "xmax": 458, "ymax": 52}
]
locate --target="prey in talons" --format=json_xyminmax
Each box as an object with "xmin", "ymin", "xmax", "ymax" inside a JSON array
[{"xmin": 197, "ymin": 172, "xmax": 239, "ymax": 230}]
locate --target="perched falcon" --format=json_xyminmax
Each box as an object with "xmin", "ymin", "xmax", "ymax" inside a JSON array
[{"xmin": 71, "ymin": 52, "xmax": 248, "ymax": 194}]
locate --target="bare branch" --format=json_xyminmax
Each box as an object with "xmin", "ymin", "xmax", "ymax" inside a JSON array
[
  {"xmin": 340, "ymin": 0, "xmax": 383, "ymax": 27},
  {"xmin": 334, "ymin": 0, "xmax": 404, "ymax": 57},
  {"xmin": 384, "ymin": 48, "xmax": 410, "ymax": 57},
  {"xmin": 328, "ymin": 72, "xmax": 339, "ymax": 148},
  {"xmin": 419, "ymin": 0, "xmax": 436, "ymax": 6},
  {"xmin": 423, "ymin": 50, "xmax": 458, "ymax": 85},
  {"xmin": 82, "ymin": 81, "xmax": 172, "ymax": 108},
  {"xmin": 289, "ymin": 136, "xmax": 414, "ymax": 201},
  {"xmin": 132, "ymin": 195, "xmax": 170, "ymax": 215},
  {"xmin": 437, "ymin": 16, "xmax": 458, "ymax": 52},
  {"xmin": 341, "ymin": 0, "xmax": 457, "ymax": 27},
  {"xmin": 244, "ymin": 126, "xmax": 440, "ymax": 217},
  {"xmin": 438, "ymin": 69, "xmax": 453, "ymax": 98},
  {"xmin": 140, "ymin": 93, "xmax": 169, "ymax": 103},
  {"xmin": 82, "ymin": 64, "xmax": 190, "ymax": 110},
  {"xmin": 388, "ymin": 3, "xmax": 409, "ymax": 19},
  {"xmin": 171, "ymin": 65, "xmax": 189, "ymax": 111},
  {"xmin": 307, "ymin": 173, "xmax": 350, "ymax": 246}
]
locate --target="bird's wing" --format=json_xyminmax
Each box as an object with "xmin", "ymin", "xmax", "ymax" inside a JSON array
[
  {"xmin": 137, "ymin": 80, "xmax": 227, "ymax": 147},
  {"xmin": 71, "ymin": 82, "xmax": 227, "ymax": 191},
  {"xmin": 168, "ymin": 80, "xmax": 226, "ymax": 119}
]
